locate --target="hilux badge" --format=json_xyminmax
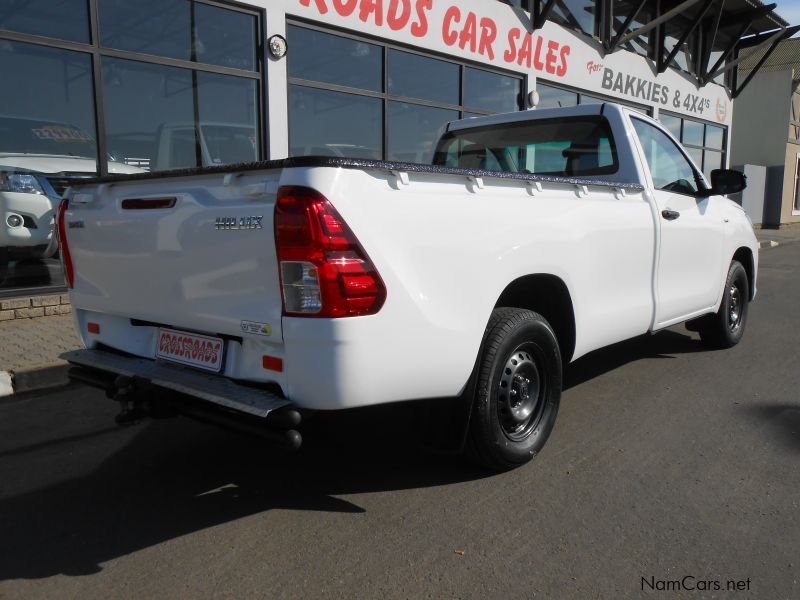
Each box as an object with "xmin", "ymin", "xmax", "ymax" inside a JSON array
[{"xmin": 215, "ymin": 216, "xmax": 263, "ymax": 230}]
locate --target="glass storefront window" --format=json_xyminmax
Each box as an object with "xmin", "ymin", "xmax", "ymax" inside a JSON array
[
  {"xmin": 536, "ymin": 84, "xmax": 578, "ymax": 109},
  {"xmin": 682, "ymin": 120, "xmax": 704, "ymax": 147},
  {"xmin": 685, "ymin": 146, "xmax": 704, "ymax": 173},
  {"xmin": 536, "ymin": 83, "xmax": 650, "ymax": 114},
  {"xmin": 194, "ymin": 3, "xmax": 257, "ymax": 71},
  {"xmin": 1, "ymin": 0, "xmax": 263, "ymax": 297},
  {"xmin": 464, "ymin": 68, "xmax": 521, "ymax": 113},
  {"xmin": 197, "ymin": 73, "xmax": 259, "ymax": 165},
  {"xmin": 289, "ymin": 87, "xmax": 382, "ymax": 160},
  {"xmin": 0, "ymin": 41, "xmax": 97, "ymax": 291},
  {"xmin": 288, "ymin": 26, "xmax": 382, "ymax": 92},
  {"xmin": 104, "ymin": 59, "xmax": 259, "ymax": 171},
  {"xmin": 705, "ymin": 125, "xmax": 724, "ymax": 150},
  {"xmin": 388, "ymin": 103, "xmax": 459, "ymax": 163},
  {"xmin": 99, "ymin": 0, "xmax": 191, "ymax": 61},
  {"xmin": 659, "ymin": 114, "xmax": 683, "ymax": 140},
  {"xmin": 287, "ymin": 24, "xmax": 522, "ymax": 162},
  {"xmin": 103, "ymin": 59, "xmax": 195, "ymax": 170},
  {"xmin": 388, "ymin": 51, "xmax": 459, "ymax": 105},
  {"xmin": 703, "ymin": 150, "xmax": 723, "ymax": 181},
  {"xmin": 0, "ymin": 0, "xmax": 89, "ymax": 43},
  {"xmin": 660, "ymin": 112, "xmax": 727, "ymax": 182}
]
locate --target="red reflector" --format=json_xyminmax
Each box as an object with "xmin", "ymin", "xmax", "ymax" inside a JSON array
[
  {"xmin": 87, "ymin": 322, "xmax": 100, "ymax": 334},
  {"xmin": 56, "ymin": 199, "xmax": 74, "ymax": 288},
  {"xmin": 262, "ymin": 356, "xmax": 283, "ymax": 372},
  {"xmin": 121, "ymin": 197, "xmax": 177, "ymax": 210}
]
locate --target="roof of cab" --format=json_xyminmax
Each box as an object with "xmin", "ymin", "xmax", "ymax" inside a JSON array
[{"xmin": 445, "ymin": 103, "xmax": 614, "ymax": 133}]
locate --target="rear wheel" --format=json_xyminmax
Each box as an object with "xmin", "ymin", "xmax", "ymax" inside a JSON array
[
  {"xmin": 466, "ymin": 308, "xmax": 561, "ymax": 471},
  {"xmin": 699, "ymin": 260, "xmax": 749, "ymax": 349}
]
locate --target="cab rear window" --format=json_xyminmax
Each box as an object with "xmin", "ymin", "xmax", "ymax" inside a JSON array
[{"xmin": 433, "ymin": 116, "xmax": 618, "ymax": 177}]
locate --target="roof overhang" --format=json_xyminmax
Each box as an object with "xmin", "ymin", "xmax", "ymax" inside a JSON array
[{"xmin": 527, "ymin": 0, "xmax": 797, "ymax": 97}]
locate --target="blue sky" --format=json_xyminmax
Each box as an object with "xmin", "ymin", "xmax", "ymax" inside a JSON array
[{"xmin": 775, "ymin": 0, "xmax": 800, "ymax": 31}]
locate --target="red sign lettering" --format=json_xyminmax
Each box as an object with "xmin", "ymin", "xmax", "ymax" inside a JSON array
[{"xmin": 297, "ymin": 0, "xmax": 568, "ymax": 76}]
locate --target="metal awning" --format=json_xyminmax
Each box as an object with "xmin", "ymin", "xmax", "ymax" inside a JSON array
[{"xmin": 525, "ymin": 0, "xmax": 797, "ymax": 96}]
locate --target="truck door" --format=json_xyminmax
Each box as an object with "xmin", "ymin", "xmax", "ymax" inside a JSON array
[{"xmin": 630, "ymin": 117, "xmax": 724, "ymax": 327}]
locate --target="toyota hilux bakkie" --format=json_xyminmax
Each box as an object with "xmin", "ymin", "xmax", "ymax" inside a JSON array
[{"xmin": 59, "ymin": 104, "xmax": 756, "ymax": 470}]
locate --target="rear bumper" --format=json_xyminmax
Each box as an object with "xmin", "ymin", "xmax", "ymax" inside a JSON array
[{"xmin": 61, "ymin": 348, "xmax": 293, "ymax": 419}]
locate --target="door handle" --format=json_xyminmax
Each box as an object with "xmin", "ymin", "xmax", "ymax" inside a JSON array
[{"xmin": 661, "ymin": 209, "xmax": 680, "ymax": 221}]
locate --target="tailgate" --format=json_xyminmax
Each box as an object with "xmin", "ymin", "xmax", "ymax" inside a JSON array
[{"xmin": 65, "ymin": 170, "xmax": 284, "ymax": 342}]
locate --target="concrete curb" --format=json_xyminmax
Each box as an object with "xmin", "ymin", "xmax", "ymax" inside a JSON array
[{"xmin": 0, "ymin": 361, "xmax": 70, "ymax": 398}]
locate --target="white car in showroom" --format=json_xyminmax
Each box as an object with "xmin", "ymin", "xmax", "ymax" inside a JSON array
[{"xmin": 0, "ymin": 116, "xmax": 143, "ymax": 282}]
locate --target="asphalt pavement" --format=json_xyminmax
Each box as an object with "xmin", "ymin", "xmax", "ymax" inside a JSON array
[{"xmin": 0, "ymin": 242, "xmax": 798, "ymax": 599}]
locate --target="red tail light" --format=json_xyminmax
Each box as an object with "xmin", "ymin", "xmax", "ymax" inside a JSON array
[
  {"xmin": 56, "ymin": 199, "xmax": 74, "ymax": 288},
  {"xmin": 275, "ymin": 186, "xmax": 386, "ymax": 318}
]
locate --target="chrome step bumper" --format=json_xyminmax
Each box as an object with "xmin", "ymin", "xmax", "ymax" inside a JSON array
[{"xmin": 61, "ymin": 348, "xmax": 291, "ymax": 418}]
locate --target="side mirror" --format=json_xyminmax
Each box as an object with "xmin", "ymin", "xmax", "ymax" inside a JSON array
[{"xmin": 708, "ymin": 169, "xmax": 747, "ymax": 196}]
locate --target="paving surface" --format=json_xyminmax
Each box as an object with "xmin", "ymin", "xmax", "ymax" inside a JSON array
[
  {"xmin": 0, "ymin": 314, "xmax": 80, "ymax": 372},
  {"xmin": 0, "ymin": 242, "xmax": 798, "ymax": 599}
]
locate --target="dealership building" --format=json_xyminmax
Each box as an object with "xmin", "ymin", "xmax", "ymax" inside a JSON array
[{"xmin": 0, "ymin": 0, "xmax": 795, "ymax": 301}]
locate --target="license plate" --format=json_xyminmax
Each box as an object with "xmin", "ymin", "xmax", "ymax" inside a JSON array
[{"xmin": 156, "ymin": 328, "xmax": 224, "ymax": 372}]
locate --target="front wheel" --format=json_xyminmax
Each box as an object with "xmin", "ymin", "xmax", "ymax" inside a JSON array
[
  {"xmin": 466, "ymin": 308, "xmax": 562, "ymax": 471},
  {"xmin": 699, "ymin": 260, "xmax": 749, "ymax": 349}
]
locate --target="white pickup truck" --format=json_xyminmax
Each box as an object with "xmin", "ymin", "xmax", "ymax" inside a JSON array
[{"xmin": 60, "ymin": 104, "xmax": 757, "ymax": 470}]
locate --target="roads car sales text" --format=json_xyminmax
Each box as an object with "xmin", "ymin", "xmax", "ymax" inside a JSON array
[{"xmin": 298, "ymin": 0, "xmax": 570, "ymax": 76}]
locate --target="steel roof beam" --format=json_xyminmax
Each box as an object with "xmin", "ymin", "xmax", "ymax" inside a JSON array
[
  {"xmin": 699, "ymin": 0, "xmax": 726, "ymax": 77},
  {"xmin": 610, "ymin": 0, "xmax": 704, "ymax": 51},
  {"xmin": 657, "ymin": 0, "xmax": 715, "ymax": 73},
  {"xmin": 605, "ymin": 0, "xmax": 650, "ymax": 52},
  {"xmin": 702, "ymin": 21, "xmax": 751, "ymax": 84},
  {"xmin": 717, "ymin": 3, "xmax": 777, "ymax": 29},
  {"xmin": 533, "ymin": 0, "xmax": 559, "ymax": 30},
  {"xmin": 706, "ymin": 26, "xmax": 788, "ymax": 82},
  {"xmin": 733, "ymin": 25, "xmax": 800, "ymax": 98}
]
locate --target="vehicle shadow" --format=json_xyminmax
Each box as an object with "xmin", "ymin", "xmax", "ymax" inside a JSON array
[
  {"xmin": 565, "ymin": 328, "xmax": 706, "ymax": 390},
  {"xmin": 0, "ymin": 406, "xmax": 485, "ymax": 580},
  {"xmin": 0, "ymin": 329, "xmax": 707, "ymax": 580}
]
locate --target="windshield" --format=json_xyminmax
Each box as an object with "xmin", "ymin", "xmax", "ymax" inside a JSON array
[
  {"xmin": 433, "ymin": 116, "xmax": 619, "ymax": 177},
  {"xmin": 0, "ymin": 116, "xmax": 96, "ymax": 158}
]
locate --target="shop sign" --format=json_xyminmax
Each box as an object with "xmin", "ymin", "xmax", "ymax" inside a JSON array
[
  {"xmin": 293, "ymin": 0, "xmax": 731, "ymax": 124},
  {"xmin": 297, "ymin": 0, "xmax": 571, "ymax": 78},
  {"xmin": 595, "ymin": 65, "xmax": 713, "ymax": 116}
]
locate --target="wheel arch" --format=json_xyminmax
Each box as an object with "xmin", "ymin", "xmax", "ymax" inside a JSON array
[
  {"xmin": 494, "ymin": 274, "xmax": 576, "ymax": 364},
  {"xmin": 732, "ymin": 246, "xmax": 755, "ymax": 301}
]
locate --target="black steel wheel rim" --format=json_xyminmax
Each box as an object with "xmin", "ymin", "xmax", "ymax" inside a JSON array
[
  {"xmin": 728, "ymin": 282, "xmax": 743, "ymax": 332},
  {"xmin": 497, "ymin": 343, "xmax": 546, "ymax": 441}
]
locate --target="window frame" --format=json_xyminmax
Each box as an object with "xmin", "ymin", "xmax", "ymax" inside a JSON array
[
  {"xmin": 535, "ymin": 80, "xmax": 653, "ymax": 115},
  {"xmin": 0, "ymin": 0, "xmax": 266, "ymax": 177},
  {"xmin": 630, "ymin": 115, "xmax": 706, "ymax": 197},
  {"xmin": 286, "ymin": 19, "xmax": 525, "ymax": 161},
  {"xmin": 658, "ymin": 110, "xmax": 728, "ymax": 182}
]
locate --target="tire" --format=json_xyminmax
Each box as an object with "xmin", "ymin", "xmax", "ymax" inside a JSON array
[
  {"xmin": 466, "ymin": 308, "xmax": 562, "ymax": 471},
  {"xmin": 699, "ymin": 260, "xmax": 749, "ymax": 349}
]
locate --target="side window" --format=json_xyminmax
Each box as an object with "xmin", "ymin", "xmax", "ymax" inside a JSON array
[{"xmin": 631, "ymin": 118, "xmax": 699, "ymax": 195}]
